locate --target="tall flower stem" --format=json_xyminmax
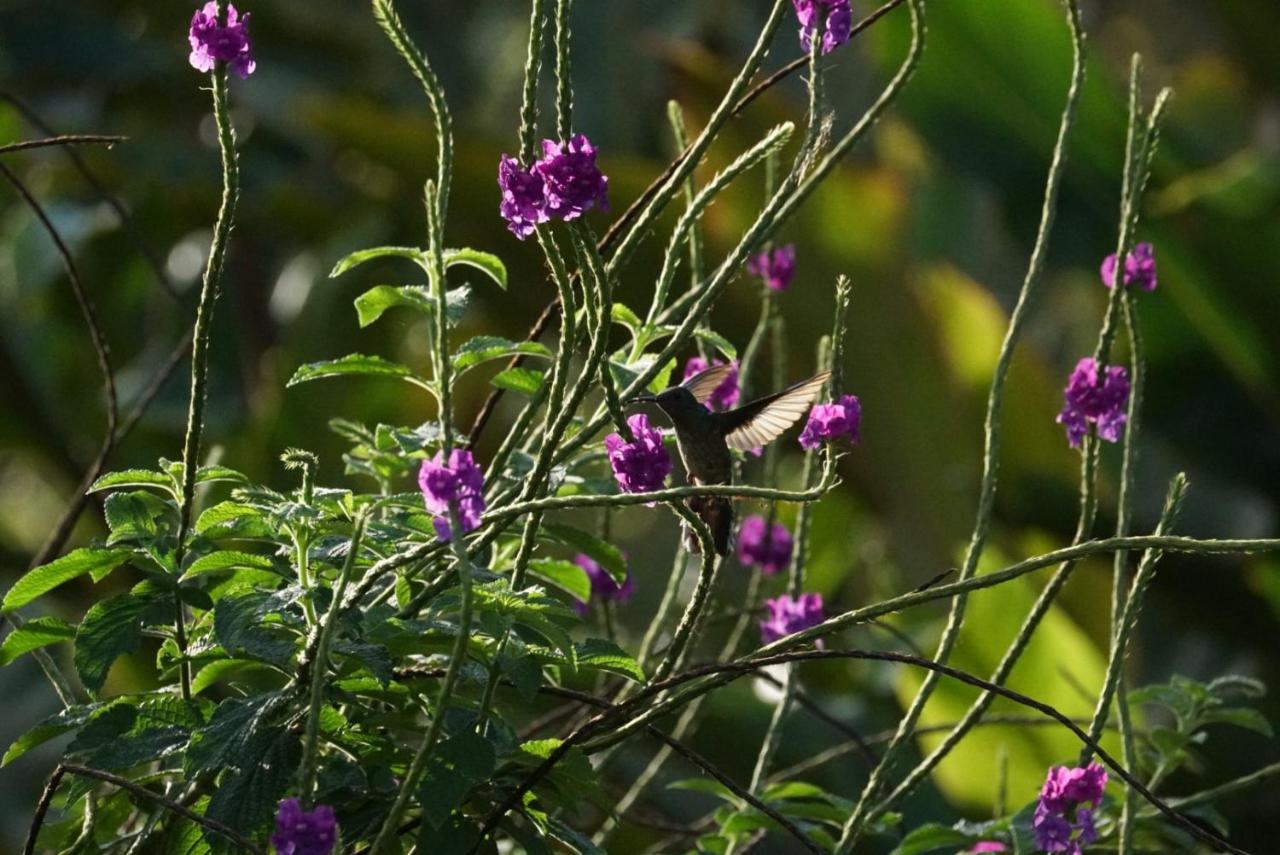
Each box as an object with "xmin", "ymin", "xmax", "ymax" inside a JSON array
[
  {"xmin": 368, "ymin": 506, "xmax": 474, "ymax": 855},
  {"xmin": 553, "ymin": 0, "xmax": 573, "ymax": 141},
  {"xmin": 172, "ymin": 52, "xmax": 241, "ymax": 703},
  {"xmin": 835, "ymin": 3, "xmax": 1078, "ymax": 847}
]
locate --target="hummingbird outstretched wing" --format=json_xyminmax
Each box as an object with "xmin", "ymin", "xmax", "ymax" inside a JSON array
[
  {"xmin": 718, "ymin": 371, "xmax": 831, "ymax": 452},
  {"xmin": 681, "ymin": 362, "xmax": 737, "ymax": 407}
]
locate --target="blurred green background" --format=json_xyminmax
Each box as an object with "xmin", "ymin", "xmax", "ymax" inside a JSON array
[{"xmin": 2, "ymin": 0, "xmax": 1279, "ymax": 850}]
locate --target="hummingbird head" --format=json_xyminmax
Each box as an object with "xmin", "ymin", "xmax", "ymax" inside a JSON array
[{"xmin": 628, "ymin": 386, "xmax": 704, "ymax": 421}]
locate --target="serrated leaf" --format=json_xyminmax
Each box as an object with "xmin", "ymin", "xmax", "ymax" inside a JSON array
[
  {"xmin": 214, "ymin": 592, "xmax": 302, "ymax": 669},
  {"xmin": 195, "ymin": 464, "xmax": 249, "ymax": 486},
  {"xmin": 204, "ymin": 728, "xmax": 300, "ymax": 845},
  {"xmin": 1199, "ymin": 706, "xmax": 1274, "ymax": 737},
  {"xmin": 355, "ymin": 284, "xmax": 474, "ymax": 329},
  {"xmin": 888, "ymin": 824, "xmax": 975, "ymax": 855},
  {"xmin": 104, "ymin": 490, "xmax": 172, "ymax": 545},
  {"xmin": 2, "ymin": 547, "xmax": 134, "ymax": 612},
  {"xmin": 452, "ymin": 336, "xmax": 552, "ymax": 374},
  {"xmin": 3, "ymin": 704, "xmax": 98, "ymax": 766},
  {"xmin": 186, "ymin": 693, "xmax": 285, "ymax": 774},
  {"xmin": 88, "ymin": 726, "xmax": 189, "ymax": 770},
  {"xmin": 418, "ymin": 731, "xmax": 496, "ymax": 829},
  {"xmin": 0, "ymin": 616, "xmax": 75, "ymax": 666},
  {"xmin": 539, "ymin": 523, "xmax": 626, "ymax": 585},
  {"xmin": 330, "ymin": 245, "xmax": 426, "ymax": 277},
  {"xmin": 334, "ymin": 640, "xmax": 393, "ymax": 686},
  {"xmin": 490, "ymin": 366, "xmax": 546, "ymax": 397},
  {"xmin": 528, "ymin": 559, "xmax": 590, "ymax": 602},
  {"xmin": 182, "ymin": 550, "xmax": 277, "ymax": 580},
  {"xmin": 610, "ymin": 302, "xmax": 644, "ymax": 332},
  {"xmin": 90, "ymin": 468, "xmax": 175, "ymax": 495},
  {"xmin": 573, "ymin": 638, "xmax": 645, "ymax": 683},
  {"xmin": 194, "ymin": 502, "xmax": 273, "ymax": 539},
  {"xmin": 669, "ymin": 777, "xmax": 741, "ymax": 804},
  {"xmin": 74, "ymin": 592, "xmax": 164, "ymax": 693},
  {"xmin": 288, "ymin": 354, "xmax": 424, "ymax": 388},
  {"xmin": 444, "ymin": 247, "xmax": 507, "ymax": 289}
]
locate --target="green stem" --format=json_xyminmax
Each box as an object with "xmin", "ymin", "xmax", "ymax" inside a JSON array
[
  {"xmin": 299, "ymin": 514, "xmax": 368, "ymax": 802},
  {"xmin": 172, "ymin": 54, "xmax": 241, "ymax": 703},
  {"xmin": 836, "ymin": 3, "xmax": 1075, "ymax": 848},
  {"xmin": 553, "ymin": 0, "xmax": 573, "ymax": 141},
  {"xmin": 650, "ymin": 505, "xmax": 719, "ymax": 683},
  {"xmin": 367, "ymin": 506, "xmax": 474, "ymax": 855},
  {"xmin": 425, "ymin": 181, "xmax": 453, "ymax": 453},
  {"xmin": 518, "ymin": 0, "xmax": 548, "ymax": 163}
]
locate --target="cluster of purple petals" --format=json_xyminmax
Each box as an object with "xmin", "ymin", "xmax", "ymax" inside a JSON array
[
  {"xmin": 683, "ymin": 356, "xmax": 741, "ymax": 411},
  {"xmin": 746, "ymin": 244, "xmax": 797, "ymax": 292},
  {"xmin": 968, "ymin": 844, "xmax": 1007, "ymax": 854},
  {"xmin": 188, "ymin": 2, "xmax": 256, "ymax": 78},
  {"xmin": 1056, "ymin": 358, "xmax": 1130, "ymax": 448},
  {"xmin": 1032, "ymin": 762, "xmax": 1107, "ymax": 854},
  {"xmin": 793, "ymin": 0, "xmax": 853, "ymax": 55},
  {"xmin": 737, "ymin": 515, "xmax": 794, "ymax": 575},
  {"xmin": 1101, "ymin": 242, "xmax": 1157, "ymax": 292},
  {"xmin": 605, "ymin": 414, "xmax": 673, "ymax": 495},
  {"xmin": 418, "ymin": 449, "xmax": 486, "ymax": 542},
  {"xmin": 271, "ymin": 799, "xmax": 337, "ymax": 855},
  {"xmin": 798, "ymin": 394, "xmax": 861, "ymax": 450},
  {"xmin": 760, "ymin": 593, "xmax": 825, "ymax": 645},
  {"xmin": 498, "ymin": 134, "xmax": 608, "ymax": 239},
  {"xmin": 572, "ymin": 554, "xmax": 635, "ymax": 616}
]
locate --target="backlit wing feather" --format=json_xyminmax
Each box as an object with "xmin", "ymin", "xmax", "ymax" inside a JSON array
[
  {"xmin": 681, "ymin": 363, "xmax": 737, "ymax": 406},
  {"xmin": 722, "ymin": 371, "xmax": 830, "ymax": 452}
]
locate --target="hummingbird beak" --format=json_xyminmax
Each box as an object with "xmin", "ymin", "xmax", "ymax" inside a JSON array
[{"xmin": 626, "ymin": 394, "xmax": 658, "ymax": 406}]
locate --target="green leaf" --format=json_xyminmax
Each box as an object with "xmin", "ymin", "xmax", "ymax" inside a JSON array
[
  {"xmin": 195, "ymin": 464, "xmax": 249, "ymax": 486},
  {"xmin": 574, "ymin": 638, "xmax": 645, "ymax": 683},
  {"xmin": 889, "ymin": 824, "xmax": 974, "ymax": 855},
  {"xmin": 74, "ymin": 592, "xmax": 164, "ymax": 693},
  {"xmin": 528, "ymin": 559, "xmax": 590, "ymax": 602},
  {"xmin": 330, "ymin": 245, "xmax": 426, "ymax": 277},
  {"xmin": 444, "ymin": 247, "xmax": 508, "ymax": 289},
  {"xmin": 418, "ymin": 731, "xmax": 496, "ymax": 829},
  {"xmin": 194, "ymin": 502, "xmax": 273, "ymax": 539},
  {"xmin": 694, "ymin": 327, "xmax": 738, "ymax": 360},
  {"xmin": 490, "ymin": 367, "xmax": 546, "ymax": 397},
  {"xmin": 452, "ymin": 336, "xmax": 552, "ymax": 374},
  {"xmin": 354, "ymin": 283, "xmax": 472, "ymax": 329},
  {"xmin": 190, "ymin": 658, "xmax": 276, "ymax": 695},
  {"xmin": 1199, "ymin": 706, "xmax": 1274, "ymax": 737},
  {"xmin": 186, "ymin": 693, "xmax": 285, "ymax": 775},
  {"xmin": 182, "ymin": 550, "xmax": 277, "ymax": 581},
  {"xmin": 288, "ymin": 354, "xmax": 423, "ymax": 388},
  {"xmin": 3, "ymin": 704, "xmax": 97, "ymax": 766},
  {"xmin": 2, "ymin": 547, "xmax": 134, "ymax": 612},
  {"xmin": 610, "ymin": 302, "xmax": 644, "ymax": 333},
  {"xmin": 204, "ymin": 728, "xmax": 300, "ymax": 844},
  {"xmin": 539, "ymin": 523, "xmax": 627, "ymax": 585},
  {"xmin": 104, "ymin": 491, "xmax": 172, "ymax": 545},
  {"xmin": 90, "ymin": 468, "xmax": 175, "ymax": 495},
  {"xmin": 214, "ymin": 592, "xmax": 302, "ymax": 669},
  {"xmin": 669, "ymin": 777, "xmax": 741, "ymax": 805},
  {"xmin": 0, "ymin": 616, "xmax": 75, "ymax": 666}
]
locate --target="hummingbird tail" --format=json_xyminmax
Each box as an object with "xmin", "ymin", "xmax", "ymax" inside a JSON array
[{"xmin": 684, "ymin": 496, "xmax": 732, "ymax": 556}]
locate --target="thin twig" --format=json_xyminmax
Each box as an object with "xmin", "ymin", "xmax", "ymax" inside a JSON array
[{"xmin": 0, "ymin": 134, "xmax": 126, "ymax": 155}]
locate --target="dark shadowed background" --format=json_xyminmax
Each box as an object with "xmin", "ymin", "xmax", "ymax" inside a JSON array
[{"xmin": 1, "ymin": 0, "xmax": 1278, "ymax": 850}]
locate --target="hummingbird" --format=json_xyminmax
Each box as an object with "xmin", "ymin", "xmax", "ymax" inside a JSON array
[{"xmin": 629, "ymin": 364, "xmax": 831, "ymax": 556}]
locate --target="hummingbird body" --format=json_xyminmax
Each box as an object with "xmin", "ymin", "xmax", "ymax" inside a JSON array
[{"xmin": 631, "ymin": 365, "xmax": 831, "ymax": 556}]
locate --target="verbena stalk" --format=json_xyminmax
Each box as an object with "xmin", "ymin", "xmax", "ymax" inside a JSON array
[{"xmin": 836, "ymin": 2, "xmax": 1078, "ymax": 846}]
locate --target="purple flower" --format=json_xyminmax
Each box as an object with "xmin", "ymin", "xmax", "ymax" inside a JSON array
[
  {"xmin": 1056, "ymin": 358, "xmax": 1130, "ymax": 448},
  {"xmin": 798, "ymin": 394, "xmax": 861, "ymax": 450},
  {"xmin": 1101, "ymin": 242, "xmax": 1157, "ymax": 292},
  {"xmin": 188, "ymin": 2, "xmax": 256, "ymax": 78},
  {"xmin": 498, "ymin": 155, "xmax": 548, "ymax": 240},
  {"xmin": 572, "ymin": 554, "xmax": 635, "ymax": 616},
  {"xmin": 418, "ymin": 449, "xmax": 486, "ymax": 542},
  {"xmin": 746, "ymin": 244, "xmax": 797, "ymax": 292},
  {"xmin": 1032, "ymin": 763, "xmax": 1107, "ymax": 853},
  {"xmin": 968, "ymin": 844, "xmax": 1007, "ymax": 854},
  {"xmin": 760, "ymin": 593, "xmax": 825, "ymax": 645},
  {"xmin": 793, "ymin": 0, "xmax": 853, "ymax": 55},
  {"xmin": 737, "ymin": 515, "xmax": 793, "ymax": 575},
  {"xmin": 270, "ymin": 799, "xmax": 336, "ymax": 855},
  {"xmin": 605, "ymin": 414, "xmax": 672, "ymax": 495},
  {"xmin": 533, "ymin": 134, "xmax": 608, "ymax": 221},
  {"xmin": 683, "ymin": 356, "xmax": 740, "ymax": 411}
]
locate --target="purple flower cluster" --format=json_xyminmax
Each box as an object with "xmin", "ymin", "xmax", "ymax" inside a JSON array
[
  {"xmin": 760, "ymin": 593, "xmax": 825, "ymax": 645},
  {"xmin": 798, "ymin": 394, "xmax": 861, "ymax": 450},
  {"xmin": 271, "ymin": 799, "xmax": 337, "ymax": 855},
  {"xmin": 746, "ymin": 244, "xmax": 797, "ymax": 292},
  {"xmin": 497, "ymin": 134, "xmax": 609, "ymax": 239},
  {"xmin": 418, "ymin": 449, "xmax": 486, "ymax": 542},
  {"xmin": 737, "ymin": 515, "xmax": 793, "ymax": 575},
  {"xmin": 605, "ymin": 414, "xmax": 672, "ymax": 495},
  {"xmin": 793, "ymin": 0, "xmax": 853, "ymax": 55},
  {"xmin": 1033, "ymin": 762, "xmax": 1107, "ymax": 854},
  {"xmin": 968, "ymin": 844, "xmax": 1007, "ymax": 854},
  {"xmin": 1056, "ymin": 358, "xmax": 1130, "ymax": 448},
  {"xmin": 683, "ymin": 356, "xmax": 740, "ymax": 411},
  {"xmin": 188, "ymin": 2, "xmax": 256, "ymax": 78},
  {"xmin": 1101, "ymin": 242, "xmax": 1157, "ymax": 292},
  {"xmin": 572, "ymin": 554, "xmax": 635, "ymax": 616}
]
